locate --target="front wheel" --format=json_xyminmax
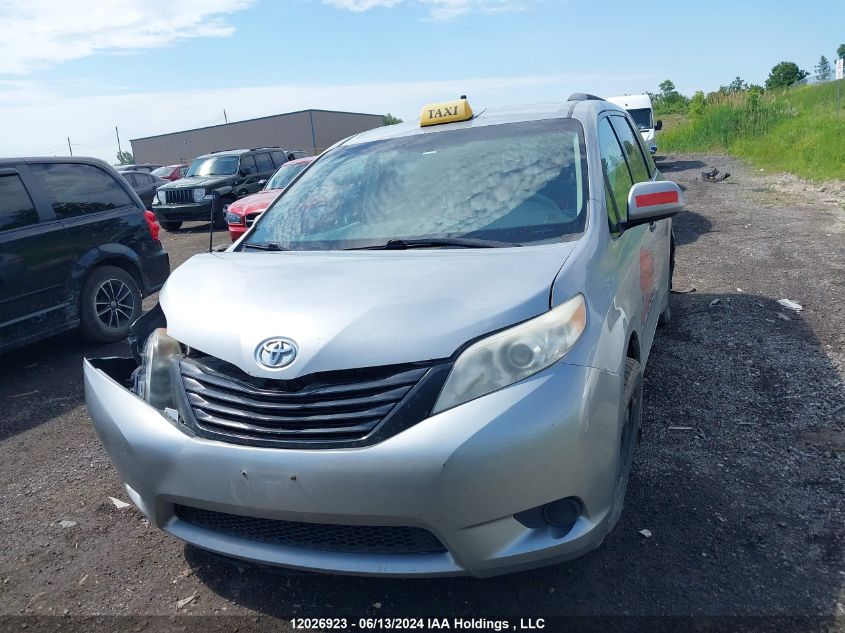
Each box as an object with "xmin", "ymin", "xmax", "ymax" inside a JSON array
[
  {"xmin": 159, "ymin": 220, "xmax": 182, "ymax": 232},
  {"xmin": 608, "ymin": 357, "xmax": 643, "ymax": 531},
  {"xmin": 213, "ymin": 198, "xmax": 233, "ymax": 230},
  {"xmin": 79, "ymin": 266, "xmax": 142, "ymax": 343}
]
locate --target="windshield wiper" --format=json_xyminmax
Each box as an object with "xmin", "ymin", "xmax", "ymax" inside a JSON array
[
  {"xmin": 242, "ymin": 241, "xmax": 289, "ymax": 251},
  {"xmin": 348, "ymin": 237, "xmax": 516, "ymax": 250}
]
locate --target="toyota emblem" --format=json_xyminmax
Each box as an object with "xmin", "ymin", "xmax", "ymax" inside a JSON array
[{"xmin": 255, "ymin": 337, "xmax": 298, "ymax": 369}]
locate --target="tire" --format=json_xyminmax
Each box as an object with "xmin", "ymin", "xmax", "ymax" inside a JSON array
[
  {"xmin": 79, "ymin": 265, "xmax": 142, "ymax": 343},
  {"xmin": 658, "ymin": 236, "xmax": 675, "ymax": 327},
  {"xmin": 159, "ymin": 220, "xmax": 182, "ymax": 232},
  {"xmin": 608, "ymin": 357, "xmax": 643, "ymax": 531},
  {"xmin": 213, "ymin": 197, "xmax": 233, "ymax": 230}
]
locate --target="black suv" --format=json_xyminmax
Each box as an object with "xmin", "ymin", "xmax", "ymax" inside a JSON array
[
  {"xmin": 0, "ymin": 158, "xmax": 170, "ymax": 354},
  {"xmin": 152, "ymin": 147, "xmax": 307, "ymax": 231}
]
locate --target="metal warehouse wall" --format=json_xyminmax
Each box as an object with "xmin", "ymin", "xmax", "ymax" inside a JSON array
[{"xmin": 130, "ymin": 110, "xmax": 383, "ymax": 164}]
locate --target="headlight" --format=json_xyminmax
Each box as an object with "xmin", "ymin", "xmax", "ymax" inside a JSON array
[
  {"xmin": 226, "ymin": 211, "xmax": 243, "ymax": 225},
  {"xmin": 192, "ymin": 188, "xmax": 206, "ymax": 203},
  {"xmin": 157, "ymin": 190, "xmax": 166, "ymax": 204},
  {"xmin": 135, "ymin": 328, "xmax": 182, "ymax": 411},
  {"xmin": 433, "ymin": 294, "xmax": 586, "ymax": 414}
]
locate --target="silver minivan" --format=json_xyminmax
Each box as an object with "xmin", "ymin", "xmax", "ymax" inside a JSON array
[{"xmin": 84, "ymin": 94, "xmax": 684, "ymax": 578}]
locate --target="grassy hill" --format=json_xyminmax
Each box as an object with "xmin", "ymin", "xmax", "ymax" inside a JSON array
[{"xmin": 660, "ymin": 81, "xmax": 845, "ymax": 181}]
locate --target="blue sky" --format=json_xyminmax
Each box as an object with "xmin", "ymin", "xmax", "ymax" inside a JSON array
[{"xmin": 1, "ymin": 0, "xmax": 842, "ymax": 162}]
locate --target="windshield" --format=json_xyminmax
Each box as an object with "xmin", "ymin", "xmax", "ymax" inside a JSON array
[
  {"xmin": 627, "ymin": 108, "xmax": 653, "ymax": 130},
  {"xmin": 151, "ymin": 166, "xmax": 171, "ymax": 177},
  {"xmin": 265, "ymin": 161, "xmax": 309, "ymax": 190},
  {"xmin": 246, "ymin": 119, "xmax": 587, "ymax": 251},
  {"xmin": 186, "ymin": 155, "xmax": 240, "ymax": 177}
]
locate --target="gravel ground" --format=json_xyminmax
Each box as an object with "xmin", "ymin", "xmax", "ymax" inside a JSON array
[{"xmin": 0, "ymin": 154, "xmax": 843, "ymax": 628}]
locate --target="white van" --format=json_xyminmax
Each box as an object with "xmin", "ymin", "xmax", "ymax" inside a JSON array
[{"xmin": 606, "ymin": 94, "xmax": 661, "ymax": 154}]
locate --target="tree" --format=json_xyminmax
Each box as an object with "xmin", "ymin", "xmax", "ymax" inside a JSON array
[
  {"xmin": 383, "ymin": 113, "xmax": 403, "ymax": 125},
  {"xmin": 815, "ymin": 56, "xmax": 833, "ymax": 82},
  {"xmin": 688, "ymin": 91, "xmax": 707, "ymax": 118},
  {"xmin": 651, "ymin": 79, "xmax": 689, "ymax": 114},
  {"xmin": 837, "ymin": 44, "xmax": 845, "ymax": 60},
  {"xmin": 765, "ymin": 61, "xmax": 810, "ymax": 89},
  {"xmin": 116, "ymin": 150, "xmax": 134, "ymax": 165},
  {"xmin": 723, "ymin": 77, "xmax": 748, "ymax": 94}
]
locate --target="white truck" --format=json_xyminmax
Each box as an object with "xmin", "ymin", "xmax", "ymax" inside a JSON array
[{"xmin": 607, "ymin": 94, "xmax": 661, "ymax": 154}]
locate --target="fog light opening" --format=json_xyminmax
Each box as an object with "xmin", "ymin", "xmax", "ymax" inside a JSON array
[
  {"xmin": 542, "ymin": 498, "xmax": 582, "ymax": 529},
  {"xmin": 514, "ymin": 497, "xmax": 583, "ymax": 535}
]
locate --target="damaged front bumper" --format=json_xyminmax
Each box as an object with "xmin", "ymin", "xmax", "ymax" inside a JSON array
[{"xmin": 84, "ymin": 354, "xmax": 623, "ymax": 578}]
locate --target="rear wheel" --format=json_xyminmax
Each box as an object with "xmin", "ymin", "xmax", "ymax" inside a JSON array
[
  {"xmin": 79, "ymin": 266, "xmax": 142, "ymax": 343},
  {"xmin": 608, "ymin": 357, "xmax": 643, "ymax": 531},
  {"xmin": 159, "ymin": 220, "xmax": 182, "ymax": 232}
]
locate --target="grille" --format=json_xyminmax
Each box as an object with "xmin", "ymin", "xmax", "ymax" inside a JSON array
[
  {"xmin": 165, "ymin": 189, "xmax": 193, "ymax": 204},
  {"xmin": 245, "ymin": 212, "xmax": 261, "ymax": 227},
  {"xmin": 177, "ymin": 358, "xmax": 434, "ymax": 447},
  {"xmin": 175, "ymin": 505, "xmax": 446, "ymax": 554}
]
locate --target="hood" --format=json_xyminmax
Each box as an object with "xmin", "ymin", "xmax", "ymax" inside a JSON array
[
  {"xmin": 160, "ymin": 244, "xmax": 576, "ymax": 379},
  {"xmin": 229, "ymin": 189, "xmax": 280, "ymax": 215},
  {"xmin": 160, "ymin": 174, "xmax": 233, "ymax": 190}
]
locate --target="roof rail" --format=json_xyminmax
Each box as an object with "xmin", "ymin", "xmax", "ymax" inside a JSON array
[
  {"xmin": 249, "ymin": 146, "xmax": 285, "ymax": 151},
  {"xmin": 567, "ymin": 93, "xmax": 605, "ymax": 102}
]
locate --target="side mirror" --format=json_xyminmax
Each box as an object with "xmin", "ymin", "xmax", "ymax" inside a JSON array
[
  {"xmin": 623, "ymin": 181, "xmax": 684, "ymax": 229},
  {"xmin": 654, "ymin": 120, "xmax": 663, "ymax": 131}
]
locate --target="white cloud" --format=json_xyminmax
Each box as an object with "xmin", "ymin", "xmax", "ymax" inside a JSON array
[
  {"xmin": 0, "ymin": 72, "xmax": 657, "ymax": 162},
  {"xmin": 0, "ymin": 0, "xmax": 255, "ymax": 75},
  {"xmin": 323, "ymin": 0, "xmax": 530, "ymax": 20}
]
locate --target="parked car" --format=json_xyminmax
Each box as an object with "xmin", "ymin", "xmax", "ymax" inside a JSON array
[
  {"xmin": 119, "ymin": 170, "xmax": 168, "ymax": 207},
  {"xmin": 115, "ymin": 163, "xmax": 162, "ymax": 174},
  {"xmin": 151, "ymin": 164, "xmax": 189, "ymax": 182},
  {"xmin": 226, "ymin": 156, "xmax": 315, "ymax": 241},
  {"xmin": 0, "ymin": 157, "xmax": 170, "ymax": 353},
  {"xmin": 152, "ymin": 148, "xmax": 308, "ymax": 232},
  {"xmin": 84, "ymin": 95, "xmax": 682, "ymax": 577}
]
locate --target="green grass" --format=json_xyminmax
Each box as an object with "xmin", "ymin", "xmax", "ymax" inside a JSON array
[{"xmin": 660, "ymin": 81, "xmax": 845, "ymax": 181}]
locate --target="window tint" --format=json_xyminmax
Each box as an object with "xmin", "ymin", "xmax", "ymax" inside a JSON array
[
  {"xmin": 122, "ymin": 173, "xmax": 136, "ymax": 186},
  {"xmin": 271, "ymin": 151, "xmax": 286, "ymax": 167},
  {"xmin": 31, "ymin": 163, "xmax": 134, "ymax": 219},
  {"xmin": 141, "ymin": 174, "xmax": 154, "ymax": 184},
  {"xmin": 240, "ymin": 155, "xmax": 258, "ymax": 176},
  {"xmin": 254, "ymin": 153, "xmax": 274, "ymax": 173},
  {"xmin": 610, "ymin": 116, "xmax": 651, "ymax": 183},
  {"xmin": 597, "ymin": 118, "xmax": 633, "ymax": 230},
  {"xmin": 0, "ymin": 173, "xmax": 39, "ymax": 231}
]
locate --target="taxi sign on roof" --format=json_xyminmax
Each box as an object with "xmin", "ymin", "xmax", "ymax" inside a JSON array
[{"xmin": 420, "ymin": 97, "xmax": 473, "ymax": 127}]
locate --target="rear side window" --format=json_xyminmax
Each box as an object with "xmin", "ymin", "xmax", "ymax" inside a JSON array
[
  {"xmin": 254, "ymin": 153, "xmax": 274, "ymax": 172},
  {"xmin": 598, "ymin": 118, "xmax": 633, "ymax": 231},
  {"xmin": 271, "ymin": 151, "xmax": 286, "ymax": 167},
  {"xmin": 31, "ymin": 163, "xmax": 134, "ymax": 219},
  {"xmin": 0, "ymin": 173, "xmax": 39, "ymax": 231},
  {"xmin": 122, "ymin": 173, "xmax": 137, "ymax": 186},
  {"xmin": 610, "ymin": 116, "xmax": 651, "ymax": 182},
  {"xmin": 240, "ymin": 155, "xmax": 258, "ymax": 176}
]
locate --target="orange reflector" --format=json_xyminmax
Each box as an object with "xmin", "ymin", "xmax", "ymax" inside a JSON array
[{"xmin": 635, "ymin": 190, "xmax": 679, "ymax": 207}]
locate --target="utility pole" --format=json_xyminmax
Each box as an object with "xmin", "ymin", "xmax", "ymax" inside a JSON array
[
  {"xmin": 67, "ymin": 137, "xmax": 73, "ymax": 156},
  {"xmin": 115, "ymin": 126, "xmax": 122, "ymax": 155},
  {"xmin": 223, "ymin": 109, "xmax": 228, "ymax": 124}
]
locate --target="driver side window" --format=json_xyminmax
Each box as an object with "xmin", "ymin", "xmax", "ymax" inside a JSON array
[{"xmin": 597, "ymin": 117, "xmax": 633, "ymax": 235}]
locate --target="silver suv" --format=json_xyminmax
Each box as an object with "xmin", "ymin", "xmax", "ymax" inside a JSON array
[{"xmin": 84, "ymin": 94, "xmax": 683, "ymax": 577}]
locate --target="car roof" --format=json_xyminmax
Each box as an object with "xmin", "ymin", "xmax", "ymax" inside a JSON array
[
  {"xmin": 194, "ymin": 147, "xmax": 287, "ymax": 159},
  {"xmin": 344, "ymin": 98, "xmax": 627, "ymax": 146},
  {"xmin": 284, "ymin": 156, "xmax": 316, "ymax": 166}
]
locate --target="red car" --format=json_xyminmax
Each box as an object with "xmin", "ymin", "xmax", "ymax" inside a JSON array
[
  {"xmin": 151, "ymin": 164, "xmax": 188, "ymax": 182},
  {"xmin": 226, "ymin": 156, "xmax": 315, "ymax": 241}
]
